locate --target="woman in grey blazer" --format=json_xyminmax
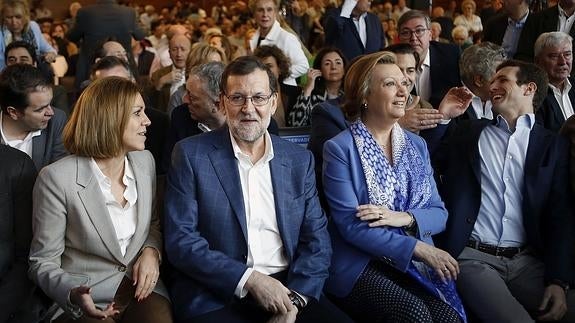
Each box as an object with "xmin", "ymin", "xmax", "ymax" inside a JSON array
[{"xmin": 29, "ymin": 77, "xmax": 172, "ymax": 322}]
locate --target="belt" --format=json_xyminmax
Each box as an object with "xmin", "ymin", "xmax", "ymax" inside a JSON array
[{"xmin": 466, "ymin": 240, "xmax": 525, "ymax": 258}]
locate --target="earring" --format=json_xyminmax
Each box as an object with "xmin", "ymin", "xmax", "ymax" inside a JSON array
[{"xmin": 362, "ymin": 103, "xmax": 368, "ymax": 109}]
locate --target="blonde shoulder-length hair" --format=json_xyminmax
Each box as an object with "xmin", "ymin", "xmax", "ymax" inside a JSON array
[{"xmin": 63, "ymin": 77, "xmax": 141, "ymax": 158}]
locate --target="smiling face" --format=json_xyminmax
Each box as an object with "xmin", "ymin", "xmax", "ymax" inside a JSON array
[
  {"xmin": 6, "ymin": 47, "xmax": 34, "ymax": 66},
  {"xmin": 536, "ymin": 41, "xmax": 572, "ymax": 87},
  {"xmin": 254, "ymin": 0, "xmax": 277, "ymax": 35},
  {"xmin": 122, "ymin": 94, "xmax": 150, "ymax": 152},
  {"xmin": 365, "ymin": 64, "xmax": 409, "ymax": 122},
  {"xmin": 489, "ymin": 66, "xmax": 533, "ymax": 114},
  {"xmin": 395, "ymin": 53, "xmax": 417, "ymax": 92},
  {"xmin": 222, "ymin": 68, "xmax": 277, "ymax": 145},
  {"xmin": 320, "ymin": 51, "xmax": 345, "ymax": 82},
  {"xmin": 8, "ymin": 86, "xmax": 54, "ymax": 131}
]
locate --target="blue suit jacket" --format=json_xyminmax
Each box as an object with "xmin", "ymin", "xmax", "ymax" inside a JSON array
[
  {"xmin": 536, "ymin": 81, "xmax": 575, "ymax": 133},
  {"xmin": 324, "ymin": 8, "xmax": 385, "ymax": 62},
  {"xmin": 433, "ymin": 119, "xmax": 575, "ymax": 284},
  {"xmin": 322, "ymin": 129, "xmax": 448, "ymax": 297},
  {"xmin": 164, "ymin": 127, "xmax": 331, "ymax": 320},
  {"xmin": 427, "ymin": 41, "xmax": 462, "ymax": 108}
]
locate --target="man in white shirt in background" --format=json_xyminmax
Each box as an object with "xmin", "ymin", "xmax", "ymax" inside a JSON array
[{"xmin": 535, "ymin": 31, "xmax": 575, "ymax": 132}]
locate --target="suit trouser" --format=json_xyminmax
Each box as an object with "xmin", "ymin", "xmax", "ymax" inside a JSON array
[
  {"xmin": 456, "ymin": 247, "xmax": 575, "ymax": 323},
  {"xmin": 53, "ymin": 276, "xmax": 172, "ymax": 323}
]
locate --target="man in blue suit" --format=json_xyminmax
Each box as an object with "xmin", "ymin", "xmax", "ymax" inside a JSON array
[
  {"xmin": 164, "ymin": 56, "xmax": 348, "ymax": 323},
  {"xmin": 324, "ymin": 0, "xmax": 385, "ymax": 62},
  {"xmin": 435, "ymin": 60, "xmax": 575, "ymax": 322}
]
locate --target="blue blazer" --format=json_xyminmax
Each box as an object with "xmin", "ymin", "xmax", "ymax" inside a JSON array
[
  {"xmin": 324, "ymin": 8, "xmax": 385, "ymax": 62},
  {"xmin": 433, "ymin": 119, "xmax": 575, "ymax": 284},
  {"xmin": 322, "ymin": 129, "xmax": 448, "ymax": 297},
  {"xmin": 164, "ymin": 127, "xmax": 331, "ymax": 320}
]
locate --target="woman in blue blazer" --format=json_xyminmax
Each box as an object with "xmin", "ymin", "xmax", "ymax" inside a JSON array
[{"xmin": 322, "ymin": 51, "xmax": 466, "ymax": 323}]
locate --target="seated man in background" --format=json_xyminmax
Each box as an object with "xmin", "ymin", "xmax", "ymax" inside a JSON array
[
  {"xmin": 535, "ymin": 32, "xmax": 575, "ymax": 132},
  {"xmin": 164, "ymin": 56, "xmax": 350, "ymax": 323},
  {"xmin": 0, "ymin": 64, "xmax": 67, "ymax": 170}
]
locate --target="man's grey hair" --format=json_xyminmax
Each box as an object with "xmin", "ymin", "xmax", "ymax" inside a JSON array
[
  {"xmin": 398, "ymin": 10, "xmax": 431, "ymax": 29},
  {"xmin": 534, "ymin": 31, "xmax": 573, "ymax": 58},
  {"xmin": 188, "ymin": 61, "xmax": 225, "ymax": 102},
  {"xmin": 459, "ymin": 42, "xmax": 507, "ymax": 87}
]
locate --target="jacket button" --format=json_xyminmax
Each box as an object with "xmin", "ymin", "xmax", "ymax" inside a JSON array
[
  {"xmin": 466, "ymin": 218, "xmax": 473, "ymax": 224},
  {"xmin": 118, "ymin": 265, "xmax": 127, "ymax": 272}
]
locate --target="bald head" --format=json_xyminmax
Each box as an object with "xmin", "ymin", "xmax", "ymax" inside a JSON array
[{"xmin": 169, "ymin": 34, "xmax": 192, "ymax": 69}]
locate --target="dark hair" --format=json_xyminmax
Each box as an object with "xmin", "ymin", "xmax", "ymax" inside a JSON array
[
  {"xmin": 0, "ymin": 64, "xmax": 51, "ymax": 113},
  {"xmin": 253, "ymin": 45, "xmax": 290, "ymax": 83},
  {"xmin": 311, "ymin": 46, "xmax": 347, "ymax": 95},
  {"xmin": 496, "ymin": 60, "xmax": 548, "ymax": 111},
  {"xmin": 5, "ymin": 40, "xmax": 38, "ymax": 65},
  {"xmin": 384, "ymin": 43, "xmax": 420, "ymax": 67},
  {"xmin": 398, "ymin": 10, "xmax": 431, "ymax": 30},
  {"xmin": 220, "ymin": 56, "xmax": 278, "ymax": 94},
  {"xmin": 90, "ymin": 56, "xmax": 134, "ymax": 79}
]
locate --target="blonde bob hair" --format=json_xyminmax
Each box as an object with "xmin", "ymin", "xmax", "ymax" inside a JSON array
[
  {"xmin": 343, "ymin": 51, "xmax": 397, "ymax": 121},
  {"xmin": 63, "ymin": 77, "xmax": 141, "ymax": 158}
]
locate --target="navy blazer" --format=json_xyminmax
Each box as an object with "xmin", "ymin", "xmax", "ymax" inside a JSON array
[
  {"xmin": 427, "ymin": 41, "xmax": 462, "ymax": 108},
  {"xmin": 322, "ymin": 129, "xmax": 448, "ymax": 297},
  {"xmin": 433, "ymin": 119, "xmax": 575, "ymax": 284},
  {"xmin": 536, "ymin": 81, "xmax": 575, "ymax": 133},
  {"xmin": 164, "ymin": 127, "xmax": 331, "ymax": 320},
  {"xmin": 32, "ymin": 108, "xmax": 68, "ymax": 170},
  {"xmin": 482, "ymin": 12, "xmax": 509, "ymax": 46},
  {"xmin": 324, "ymin": 8, "xmax": 385, "ymax": 62}
]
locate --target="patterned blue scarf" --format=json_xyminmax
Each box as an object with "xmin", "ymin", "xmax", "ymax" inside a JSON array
[{"xmin": 351, "ymin": 120, "xmax": 467, "ymax": 322}]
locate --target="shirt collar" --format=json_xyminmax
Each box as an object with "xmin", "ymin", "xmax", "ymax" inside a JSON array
[
  {"xmin": 260, "ymin": 20, "xmax": 281, "ymax": 42},
  {"xmin": 549, "ymin": 77, "xmax": 572, "ymax": 94},
  {"xmin": 559, "ymin": 4, "xmax": 574, "ymax": 18},
  {"xmin": 229, "ymin": 129, "xmax": 274, "ymax": 165},
  {"xmin": 90, "ymin": 156, "xmax": 137, "ymax": 206},
  {"xmin": 508, "ymin": 10, "xmax": 529, "ymax": 26},
  {"xmin": 0, "ymin": 111, "xmax": 42, "ymax": 145},
  {"xmin": 493, "ymin": 113, "xmax": 535, "ymax": 132}
]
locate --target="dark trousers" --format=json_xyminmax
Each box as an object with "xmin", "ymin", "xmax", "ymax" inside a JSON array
[{"xmin": 53, "ymin": 276, "xmax": 172, "ymax": 323}]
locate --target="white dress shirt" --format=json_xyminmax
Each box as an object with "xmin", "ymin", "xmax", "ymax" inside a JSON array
[
  {"xmin": 416, "ymin": 50, "xmax": 431, "ymax": 102},
  {"xmin": 231, "ymin": 131, "xmax": 289, "ymax": 298},
  {"xmin": 340, "ymin": 0, "xmax": 367, "ymax": 47},
  {"xmin": 470, "ymin": 94, "xmax": 493, "ymax": 120},
  {"xmin": 0, "ymin": 111, "xmax": 41, "ymax": 158},
  {"xmin": 549, "ymin": 79, "xmax": 574, "ymax": 120},
  {"xmin": 90, "ymin": 157, "xmax": 138, "ymax": 256},
  {"xmin": 558, "ymin": 5, "xmax": 575, "ymax": 33}
]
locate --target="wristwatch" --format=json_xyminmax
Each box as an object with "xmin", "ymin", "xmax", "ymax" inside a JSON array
[{"xmin": 288, "ymin": 291, "xmax": 305, "ymax": 311}]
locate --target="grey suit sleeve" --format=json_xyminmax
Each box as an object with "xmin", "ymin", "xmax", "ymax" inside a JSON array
[{"xmin": 29, "ymin": 166, "xmax": 89, "ymax": 314}]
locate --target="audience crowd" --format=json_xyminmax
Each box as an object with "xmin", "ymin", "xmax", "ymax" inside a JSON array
[{"xmin": 2, "ymin": 0, "xmax": 575, "ymax": 322}]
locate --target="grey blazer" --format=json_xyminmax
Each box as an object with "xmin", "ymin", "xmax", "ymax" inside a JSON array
[
  {"xmin": 29, "ymin": 150, "xmax": 168, "ymax": 318},
  {"xmin": 31, "ymin": 108, "xmax": 68, "ymax": 171}
]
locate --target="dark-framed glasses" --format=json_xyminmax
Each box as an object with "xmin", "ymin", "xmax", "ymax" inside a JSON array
[
  {"xmin": 224, "ymin": 93, "xmax": 275, "ymax": 106},
  {"xmin": 399, "ymin": 28, "xmax": 429, "ymax": 40}
]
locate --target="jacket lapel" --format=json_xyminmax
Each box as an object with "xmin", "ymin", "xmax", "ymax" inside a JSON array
[
  {"xmin": 31, "ymin": 134, "xmax": 44, "ymax": 170},
  {"xmin": 523, "ymin": 125, "xmax": 549, "ymax": 203},
  {"xmin": 123, "ymin": 153, "xmax": 151, "ymax": 262},
  {"xmin": 76, "ymin": 156, "xmax": 125, "ymax": 263},
  {"xmin": 468, "ymin": 120, "xmax": 490, "ymax": 182},
  {"xmin": 209, "ymin": 130, "xmax": 248, "ymax": 241},
  {"xmin": 268, "ymin": 140, "xmax": 294, "ymax": 259}
]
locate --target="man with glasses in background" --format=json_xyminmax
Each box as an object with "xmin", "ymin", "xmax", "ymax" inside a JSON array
[
  {"xmin": 398, "ymin": 10, "xmax": 462, "ymax": 108},
  {"xmin": 164, "ymin": 56, "xmax": 351, "ymax": 323}
]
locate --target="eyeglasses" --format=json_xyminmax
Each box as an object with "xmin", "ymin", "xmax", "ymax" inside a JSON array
[
  {"xmin": 399, "ymin": 28, "xmax": 429, "ymax": 40},
  {"xmin": 224, "ymin": 93, "xmax": 274, "ymax": 106}
]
